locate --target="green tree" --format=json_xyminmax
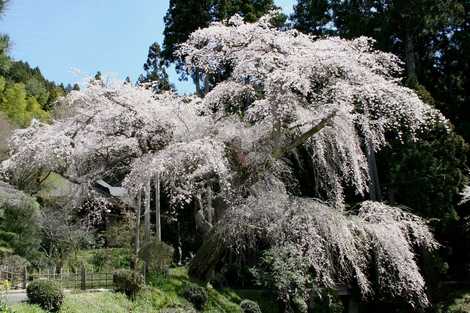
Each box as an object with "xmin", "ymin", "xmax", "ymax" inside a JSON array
[
  {"xmin": 0, "ymin": 0, "xmax": 7, "ymax": 16},
  {"xmin": 138, "ymin": 42, "xmax": 173, "ymax": 93},
  {"xmin": 94, "ymin": 71, "xmax": 102, "ymax": 81},
  {"xmin": 0, "ymin": 35, "xmax": 11, "ymax": 75},
  {"xmin": 213, "ymin": 0, "xmax": 276, "ymax": 22},
  {"xmin": 162, "ymin": 0, "xmax": 211, "ymax": 64},
  {"xmin": 0, "ymin": 182, "xmax": 41, "ymax": 260},
  {"xmin": 4, "ymin": 61, "xmax": 64, "ymax": 111},
  {"xmin": 291, "ymin": 0, "xmax": 331, "ymax": 36},
  {"xmin": 0, "ymin": 78, "xmax": 49, "ymax": 127},
  {"xmin": 422, "ymin": 0, "xmax": 470, "ymax": 140},
  {"xmin": 161, "ymin": 0, "xmax": 277, "ymax": 95},
  {"xmin": 378, "ymin": 127, "xmax": 468, "ymax": 220},
  {"xmin": 328, "ymin": 0, "xmax": 464, "ymax": 87}
]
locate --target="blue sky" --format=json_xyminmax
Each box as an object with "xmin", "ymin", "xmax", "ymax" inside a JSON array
[{"xmin": 0, "ymin": 0, "xmax": 294, "ymax": 94}]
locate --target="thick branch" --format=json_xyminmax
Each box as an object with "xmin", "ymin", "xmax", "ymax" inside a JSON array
[{"xmin": 272, "ymin": 110, "xmax": 337, "ymax": 159}]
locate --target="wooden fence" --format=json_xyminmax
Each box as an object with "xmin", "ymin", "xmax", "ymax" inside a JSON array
[{"xmin": 0, "ymin": 267, "xmax": 114, "ymax": 290}]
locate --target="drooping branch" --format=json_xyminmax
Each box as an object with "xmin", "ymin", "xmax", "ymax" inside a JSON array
[{"xmin": 272, "ymin": 110, "xmax": 337, "ymax": 159}]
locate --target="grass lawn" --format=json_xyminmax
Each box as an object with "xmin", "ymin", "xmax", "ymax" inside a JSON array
[{"xmin": 11, "ymin": 267, "xmax": 277, "ymax": 313}]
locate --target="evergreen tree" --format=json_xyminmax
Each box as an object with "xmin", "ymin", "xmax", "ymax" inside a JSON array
[
  {"xmin": 161, "ymin": 0, "xmax": 277, "ymax": 93},
  {"xmin": 291, "ymin": 0, "xmax": 331, "ymax": 36},
  {"xmin": 0, "ymin": 78, "xmax": 49, "ymax": 127},
  {"xmin": 94, "ymin": 71, "xmax": 102, "ymax": 81},
  {"xmin": 329, "ymin": 0, "xmax": 463, "ymax": 87},
  {"xmin": 0, "ymin": 0, "xmax": 7, "ymax": 16},
  {"xmin": 423, "ymin": 0, "xmax": 469, "ymax": 139},
  {"xmin": 0, "ymin": 35, "xmax": 11, "ymax": 75},
  {"xmin": 162, "ymin": 0, "xmax": 211, "ymax": 64},
  {"xmin": 213, "ymin": 0, "xmax": 276, "ymax": 22},
  {"xmin": 138, "ymin": 42, "xmax": 172, "ymax": 93}
]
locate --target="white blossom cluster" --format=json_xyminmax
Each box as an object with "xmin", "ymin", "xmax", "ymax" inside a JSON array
[
  {"xmin": 460, "ymin": 185, "xmax": 470, "ymax": 204},
  {"xmin": 123, "ymin": 138, "xmax": 231, "ymax": 206},
  {"xmin": 178, "ymin": 13, "xmax": 447, "ymax": 204},
  {"xmin": 220, "ymin": 178, "xmax": 437, "ymax": 308},
  {"xmin": 1, "ymin": 83, "xmax": 215, "ymax": 198}
]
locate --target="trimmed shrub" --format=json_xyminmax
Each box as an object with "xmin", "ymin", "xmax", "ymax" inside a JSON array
[
  {"xmin": 26, "ymin": 280, "xmax": 64, "ymax": 312},
  {"xmin": 240, "ymin": 299, "xmax": 262, "ymax": 313},
  {"xmin": 112, "ymin": 269, "xmax": 144, "ymax": 298},
  {"xmin": 182, "ymin": 284, "xmax": 208, "ymax": 310}
]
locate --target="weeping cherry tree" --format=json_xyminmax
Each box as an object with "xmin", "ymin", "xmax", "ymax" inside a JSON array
[{"xmin": 1, "ymin": 13, "xmax": 448, "ymax": 309}]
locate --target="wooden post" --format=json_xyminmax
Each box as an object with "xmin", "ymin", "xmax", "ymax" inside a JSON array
[
  {"xmin": 155, "ymin": 173, "xmax": 161, "ymax": 241},
  {"xmin": 144, "ymin": 181, "xmax": 151, "ymax": 280},
  {"xmin": 144, "ymin": 181, "xmax": 151, "ymax": 243},
  {"xmin": 80, "ymin": 263, "xmax": 86, "ymax": 290},
  {"xmin": 135, "ymin": 192, "xmax": 142, "ymax": 256},
  {"xmin": 22, "ymin": 266, "xmax": 27, "ymax": 289}
]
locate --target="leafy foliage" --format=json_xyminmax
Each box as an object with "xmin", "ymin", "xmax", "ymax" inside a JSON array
[
  {"xmin": 0, "ymin": 301, "xmax": 12, "ymax": 313},
  {"xmin": 182, "ymin": 283, "xmax": 208, "ymax": 310},
  {"xmin": 138, "ymin": 240, "xmax": 174, "ymax": 272},
  {"xmin": 0, "ymin": 77, "xmax": 49, "ymax": 127},
  {"xmin": 378, "ymin": 126, "xmax": 468, "ymax": 219},
  {"xmin": 291, "ymin": 0, "xmax": 331, "ymax": 36},
  {"xmin": 0, "ymin": 30, "xmax": 62, "ymax": 131},
  {"xmin": 0, "ymin": 182, "xmax": 41, "ymax": 259},
  {"xmin": 240, "ymin": 299, "xmax": 262, "ymax": 313},
  {"xmin": 138, "ymin": 43, "xmax": 173, "ymax": 93},
  {"xmin": 26, "ymin": 280, "xmax": 64, "ymax": 313},
  {"xmin": 112, "ymin": 269, "xmax": 144, "ymax": 299}
]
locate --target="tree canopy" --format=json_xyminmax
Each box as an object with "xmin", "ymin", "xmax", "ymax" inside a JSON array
[{"xmin": 1, "ymin": 14, "xmax": 447, "ymax": 308}]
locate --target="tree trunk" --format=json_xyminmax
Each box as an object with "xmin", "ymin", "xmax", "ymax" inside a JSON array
[
  {"xmin": 405, "ymin": 30, "xmax": 418, "ymax": 87},
  {"xmin": 188, "ymin": 228, "xmax": 224, "ymax": 281},
  {"xmin": 144, "ymin": 181, "xmax": 151, "ymax": 279},
  {"xmin": 366, "ymin": 140, "xmax": 382, "ymax": 201},
  {"xmin": 194, "ymin": 193, "xmax": 212, "ymax": 235},
  {"xmin": 55, "ymin": 260, "xmax": 62, "ymax": 275},
  {"xmin": 203, "ymin": 74, "xmax": 210, "ymax": 96},
  {"xmin": 134, "ymin": 192, "xmax": 142, "ymax": 256},
  {"xmin": 177, "ymin": 218, "xmax": 183, "ymax": 266},
  {"xmin": 206, "ymin": 185, "xmax": 213, "ymax": 225},
  {"xmin": 194, "ymin": 70, "xmax": 202, "ymax": 96},
  {"xmin": 144, "ymin": 181, "xmax": 151, "ymax": 243},
  {"xmin": 155, "ymin": 173, "xmax": 161, "ymax": 241}
]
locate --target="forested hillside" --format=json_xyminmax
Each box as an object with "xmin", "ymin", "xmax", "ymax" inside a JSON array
[{"xmin": 0, "ymin": 2, "xmax": 67, "ymax": 161}]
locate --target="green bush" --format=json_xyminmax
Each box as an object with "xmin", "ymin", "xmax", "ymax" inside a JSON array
[
  {"xmin": 0, "ymin": 301, "xmax": 13, "ymax": 313},
  {"xmin": 240, "ymin": 299, "xmax": 262, "ymax": 313},
  {"xmin": 26, "ymin": 280, "xmax": 64, "ymax": 312},
  {"xmin": 182, "ymin": 284, "xmax": 208, "ymax": 310},
  {"xmin": 139, "ymin": 240, "xmax": 174, "ymax": 273},
  {"xmin": 112, "ymin": 269, "xmax": 144, "ymax": 299}
]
